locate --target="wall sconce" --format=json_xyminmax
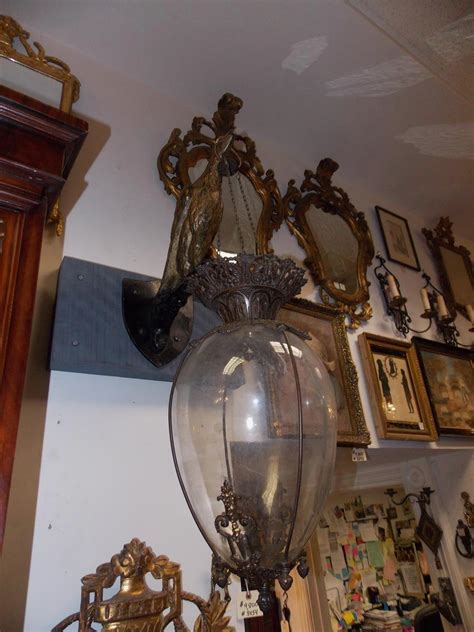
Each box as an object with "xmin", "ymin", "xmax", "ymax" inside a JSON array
[
  {"xmin": 375, "ymin": 254, "xmax": 472, "ymax": 348},
  {"xmin": 385, "ymin": 487, "xmax": 443, "ymax": 562},
  {"xmin": 419, "ymin": 272, "xmax": 469, "ymax": 347},
  {"xmin": 455, "ymin": 492, "xmax": 473, "ymax": 559},
  {"xmin": 385, "ymin": 486, "xmax": 434, "ymax": 512},
  {"xmin": 374, "ymin": 255, "xmax": 431, "ymax": 337}
]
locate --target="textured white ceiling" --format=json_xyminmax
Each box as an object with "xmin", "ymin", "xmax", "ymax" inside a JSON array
[
  {"xmin": 4, "ymin": 0, "xmax": 473, "ymax": 237},
  {"xmin": 348, "ymin": 0, "xmax": 474, "ymax": 101}
]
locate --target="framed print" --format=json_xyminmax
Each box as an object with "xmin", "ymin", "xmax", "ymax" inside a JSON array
[
  {"xmin": 278, "ymin": 298, "xmax": 371, "ymax": 446},
  {"xmin": 376, "ymin": 206, "xmax": 420, "ymax": 271},
  {"xmin": 413, "ymin": 337, "xmax": 474, "ymax": 437},
  {"xmin": 358, "ymin": 333, "xmax": 438, "ymax": 441}
]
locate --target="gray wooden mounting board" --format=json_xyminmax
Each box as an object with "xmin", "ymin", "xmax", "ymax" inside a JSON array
[{"xmin": 50, "ymin": 257, "xmax": 220, "ymax": 381}]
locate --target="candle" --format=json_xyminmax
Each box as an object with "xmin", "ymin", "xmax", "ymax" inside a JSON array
[
  {"xmin": 466, "ymin": 304, "xmax": 474, "ymax": 325},
  {"xmin": 387, "ymin": 274, "xmax": 399, "ymax": 298},
  {"xmin": 420, "ymin": 287, "xmax": 431, "ymax": 311},
  {"xmin": 436, "ymin": 294, "xmax": 448, "ymax": 318}
]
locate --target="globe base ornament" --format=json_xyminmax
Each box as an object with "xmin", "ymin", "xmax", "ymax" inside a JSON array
[{"xmin": 170, "ymin": 254, "xmax": 337, "ymax": 612}]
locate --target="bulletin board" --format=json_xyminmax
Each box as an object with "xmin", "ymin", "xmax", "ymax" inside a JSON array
[{"xmin": 315, "ymin": 489, "xmax": 429, "ymax": 615}]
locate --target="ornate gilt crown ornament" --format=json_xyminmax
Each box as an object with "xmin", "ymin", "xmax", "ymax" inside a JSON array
[
  {"xmin": 0, "ymin": 15, "xmax": 81, "ymax": 235},
  {"xmin": 52, "ymin": 537, "xmax": 234, "ymax": 632}
]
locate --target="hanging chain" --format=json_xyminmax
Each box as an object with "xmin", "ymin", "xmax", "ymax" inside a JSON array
[
  {"xmin": 236, "ymin": 171, "xmax": 258, "ymax": 251},
  {"xmin": 225, "ymin": 162, "xmax": 246, "ymax": 253}
]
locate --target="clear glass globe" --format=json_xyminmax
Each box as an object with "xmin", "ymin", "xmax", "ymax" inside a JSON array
[{"xmin": 170, "ymin": 320, "xmax": 337, "ymax": 578}]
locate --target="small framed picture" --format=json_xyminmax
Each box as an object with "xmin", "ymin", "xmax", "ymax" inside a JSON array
[
  {"xmin": 376, "ymin": 206, "xmax": 420, "ymax": 271},
  {"xmin": 358, "ymin": 333, "xmax": 438, "ymax": 441},
  {"xmin": 413, "ymin": 337, "xmax": 473, "ymax": 437}
]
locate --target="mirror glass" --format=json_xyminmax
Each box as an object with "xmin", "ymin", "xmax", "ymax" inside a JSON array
[
  {"xmin": 0, "ymin": 58, "xmax": 63, "ymax": 108},
  {"xmin": 307, "ymin": 205, "xmax": 359, "ymax": 295},
  {"xmin": 440, "ymin": 245, "xmax": 474, "ymax": 307},
  {"xmin": 189, "ymin": 159, "xmax": 263, "ymax": 255}
]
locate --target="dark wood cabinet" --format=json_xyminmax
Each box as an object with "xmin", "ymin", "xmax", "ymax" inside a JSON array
[{"xmin": 0, "ymin": 86, "xmax": 87, "ymax": 547}]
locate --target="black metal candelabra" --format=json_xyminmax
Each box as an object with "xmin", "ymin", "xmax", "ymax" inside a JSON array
[
  {"xmin": 374, "ymin": 255, "xmax": 431, "ymax": 337},
  {"xmin": 419, "ymin": 273, "xmax": 462, "ymax": 346},
  {"xmin": 375, "ymin": 255, "xmax": 472, "ymax": 348},
  {"xmin": 385, "ymin": 486, "xmax": 435, "ymax": 512}
]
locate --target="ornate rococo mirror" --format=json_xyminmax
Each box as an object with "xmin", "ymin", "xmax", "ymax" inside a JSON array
[
  {"xmin": 423, "ymin": 217, "xmax": 473, "ymax": 321},
  {"xmin": 157, "ymin": 93, "xmax": 283, "ymax": 256},
  {"xmin": 283, "ymin": 159, "xmax": 375, "ymax": 328},
  {"xmin": 123, "ymin": 93, "xmax": 284, "ymax": 367}
]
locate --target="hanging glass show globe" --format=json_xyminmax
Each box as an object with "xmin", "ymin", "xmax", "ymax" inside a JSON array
[{"xmin": 169, "ymin": 254, "xmax": 337, "ymax": 611}]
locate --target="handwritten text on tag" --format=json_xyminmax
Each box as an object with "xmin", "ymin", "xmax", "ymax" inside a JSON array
[{"xmin": 237, "ymin": 590, "xmax": 264, "ymax": 620}]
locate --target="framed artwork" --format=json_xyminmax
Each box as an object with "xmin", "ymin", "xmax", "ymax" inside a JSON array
[
  {"xmin": 376, "ymin": 206, "xmax": 420, "ymax": 271},
  {"xmin": 413, "ymin": 337, "xmax": 474, "ymax": 437},
  {"xmin": 278, "ymin": 298, "xmax": 371, "ymax": 446},
  {"xmin": 395, "ymin": 542, "xmax": 425, "ymax": 598},
  {"xmin": 358, "ymin": 333, "xmax": 438, "ymax": 441}
]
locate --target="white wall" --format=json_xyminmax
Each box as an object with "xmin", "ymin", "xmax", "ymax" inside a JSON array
[{"xmin": 0, "ymin": 23, "xmax": 472, "ymax": 632}]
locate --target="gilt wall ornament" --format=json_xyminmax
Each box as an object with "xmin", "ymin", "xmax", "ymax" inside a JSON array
[
  {"xmin": 0, "ymin": 14, "xmax": 81, "ymax": 235},
  {"xmin": 52, "ymin": 537, "xmax": 234, "ymax": 632},
  {"xmin": 283, "ymin": 159, "xmax": 375, "ymax": 329}
]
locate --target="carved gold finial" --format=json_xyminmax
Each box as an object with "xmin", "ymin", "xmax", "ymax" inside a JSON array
[{"xmin": 52, "ymin": 537, "xmax": 234, "ymax": 632}]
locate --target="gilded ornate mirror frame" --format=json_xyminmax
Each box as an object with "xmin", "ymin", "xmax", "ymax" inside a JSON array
[
  {"xmin": 0, "ymin": 15, "xmax": 81, "ymax": 235},
  {"xmin": 157, "ymin": 93, "xmax": 283, "ymax": 255},
  {"xmin": 422, "ymin": 217, "xmax": 473, "ymax": 322},
  {"xmin": 283, "ymin": 159, "xmax": 374, "ymax": 329},
  {"xmin": 124, "ymin": 93, "xmax": 284, "ymax": 368}
]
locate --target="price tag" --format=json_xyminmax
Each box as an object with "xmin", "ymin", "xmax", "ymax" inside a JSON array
[
  {"xmin": 237, "ymin": 590, "xmax": 264, "ymax": 620},
  {"xmin": 352, "ymin": 447, "xmax": 367, "ymax": 462}
]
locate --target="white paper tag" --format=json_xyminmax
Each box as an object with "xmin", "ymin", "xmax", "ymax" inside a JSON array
[
  {"xmin": 237, "ymin": 590, "xmax": 264, "ymax": 619},
  {"xmin": 352, "ymin": 447, "xmax": 367, "ymax": 462}
]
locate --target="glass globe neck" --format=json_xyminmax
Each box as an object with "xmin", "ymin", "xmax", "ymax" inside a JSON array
[{"xmin": 187, "ymin": 253, "xmax": 306, "ymax": 323}]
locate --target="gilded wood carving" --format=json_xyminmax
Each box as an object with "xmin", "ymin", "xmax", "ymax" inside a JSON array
[
  {"xmin": 52, "ymin": 538, "xmax": 234, "ymax": 632},
  {"xmin": 283, "ymin": 159, "xmax": 374, "ymax": 328}
]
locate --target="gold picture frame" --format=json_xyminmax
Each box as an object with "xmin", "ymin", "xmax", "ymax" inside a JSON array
[
  {"xmin": 278, "ymin": 298, "xmax": 371, "ymax": 446},
  {"xmin": 358, "ymin": 333, "xmax": 438, "ymax": 441},
  {"xmin": 283, "ymin": 159, "xmax": 375, "ymax": 329}
]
